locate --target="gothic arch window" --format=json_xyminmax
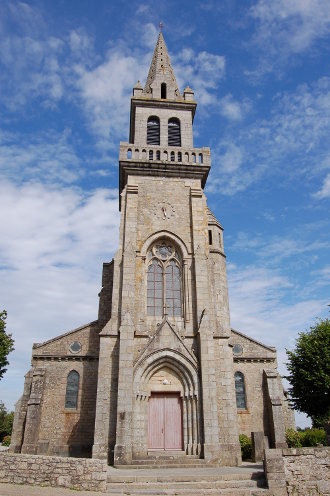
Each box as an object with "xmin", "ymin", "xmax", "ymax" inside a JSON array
[
  {"xmin": 168, "ymin": 118, "xmax": 181, "ymax": 147},
  {"xmin": 147, "ymin": 240, "xmax": 182, "ymax": 318},
  {"xmin": 65, "ymin": 370, "xmax": 79, "ymax": 409},
  {"xmin": 234, "ymin": 371, "xmax": 247, "ymax": 410},
  {"xmin": 147, "ymin": 116, "xmax": 160, "ymax": 145}
]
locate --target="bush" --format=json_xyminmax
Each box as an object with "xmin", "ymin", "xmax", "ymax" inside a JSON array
[
  {"xmin": 239, "ymin": 434, "xmax": 252, "ymax": 460},
  {"xmin": 300, "ymin": 428, "xmax": 327, "ymax": 447},
  {"xmin": 286, "ymin": 428, "xmax": 302, "ymax": 448},
  {"xmin": 2, "ymin": 435, "xmax": 10, "ymax": 446}
]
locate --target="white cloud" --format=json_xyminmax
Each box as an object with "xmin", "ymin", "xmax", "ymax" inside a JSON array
[
  {"xmin": 210, "ymin": 77, "xmax": 330, "ymax": 195},
  {"xmin": 314, "ymin": 173, "xmax": 330, "ymax": 198},
  {"xmin": 174, "ymin": 49, "xmax": 225, "ymax": 105},
  {"xmin": 0, "ymin": 180, "xmax": 120, "ymax": 409},
  {"xmin": 0, "ymin": 130, "xmax": 82, "ymax": 184},
  {"xmin": 218, "ymin": 94, "xmax": 247, "ymax": 121},
  {"xmin": 248, "ymin": 0, "xmax": 330, "ymax": 77}
]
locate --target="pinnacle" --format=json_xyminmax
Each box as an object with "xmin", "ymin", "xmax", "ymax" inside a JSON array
[{"xmin": 144, "ymin": 32, "xmax": 182, "ymax": 99}]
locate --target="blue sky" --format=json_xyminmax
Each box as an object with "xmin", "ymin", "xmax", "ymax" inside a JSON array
[{"xmin": 0, "ymin": 0, "xmax": 329, "ymax": 428}]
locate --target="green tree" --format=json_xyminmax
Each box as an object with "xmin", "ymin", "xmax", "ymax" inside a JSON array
[
  {"xmin": 0, "ymin": 401, "xmax": 14, "ymax": 440},
  {"xmin": 286, "ymin": 318, "xmax": 330, "ymax": 427},
  {"xmin": 0, "ymin": 311, "xmax": 14, "ymax": 381}
]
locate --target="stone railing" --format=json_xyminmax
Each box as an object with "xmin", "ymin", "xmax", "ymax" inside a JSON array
[
  {"xmin": 0, "ymin": 452, "xmax": 107, "ymax": 492},
  {"xmin": 265, "ymin": 447, "xmax": 330, "ymax": 495},
  {"xmin": 119, "ymin": 142, "xmax": 211, "ymax": 167}
]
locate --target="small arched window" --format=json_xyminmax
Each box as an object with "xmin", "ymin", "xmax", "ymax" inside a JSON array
[
  {"xmin": 65, "ymin": 370, "xmax": 79, "ymax": 409},
  {"xmin": 147, "ymin": 116, "xmax": 160, "ymax": 145},
  {"xmin": 149, "ymin": 150, "xmax": 153, "ymax": 160},
  {"xmin": 192, "ymin": 153, "xmax": 196, "ymax": 163},
  {"xmin": 168, "ymin": 118, "xmax": 181, "ymax": 147},
  {"xmin": 234, "ymin": 372, "xmax": 247, "ymax": 410},
  {"xmin": 156, "ymin": 150, "xmax": 161, "ymax": 160},
  {"xmin": 170, "ymin": 151, "xmax": 175, "ymax": 161},
  {"xmin": 147, "ymin": 240, "xmax": 182, "ymax": 318},
  {"xmin": 127, "ymin": 149, "xmax": 132, "ymax": 159},
  {"xmin": 161, "ymin": 83, "xmax": 167, "ymax": 99}
]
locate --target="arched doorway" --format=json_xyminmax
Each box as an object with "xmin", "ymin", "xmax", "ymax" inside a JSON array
[
  {"xmin": 133, "ymin": 349, "xmax": 201, "ymax": 457},
  {"xmin": 148, "ymin": 392, "xmax": 183, "ymax": 450},
  {"xmin": 147, "ymin": 367, "xmax": 183, "ymax": 450}
]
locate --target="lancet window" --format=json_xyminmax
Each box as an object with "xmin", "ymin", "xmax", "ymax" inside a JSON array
[
  {"xmin": 65, "ymin": 370, "xmax": 79, "ymax": 409},
  {"xmin": 234, "ymin": 371, "xmax": 247, "ymax": 410},
  {"xmin": 147, "ymin": 240, "xmax": 182, "ymax": 318}
]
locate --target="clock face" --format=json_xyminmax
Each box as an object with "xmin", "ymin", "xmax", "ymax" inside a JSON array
[{"xmin": 152, "ymin": 200, "xmax": 176, "ymax": 220}]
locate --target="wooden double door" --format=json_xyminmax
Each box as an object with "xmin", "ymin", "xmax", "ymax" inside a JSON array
[{"xmin": 148, "ymin": 393, "xmax": 183, "ymax": 450}]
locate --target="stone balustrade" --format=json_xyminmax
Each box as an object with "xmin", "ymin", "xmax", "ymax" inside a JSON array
[{"xmin": 119, "ymin": 142, "xmax": 211, "ymax": 167}]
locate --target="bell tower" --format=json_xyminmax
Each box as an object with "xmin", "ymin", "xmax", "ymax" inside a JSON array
[{"xmin": 92, "ymin": 31, "xmax": 241, "ymax": 466}]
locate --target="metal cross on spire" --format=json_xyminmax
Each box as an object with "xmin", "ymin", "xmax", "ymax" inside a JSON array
[{"xmin": 159, "ymin": 20, "xmax": 163, "ymax": 32}]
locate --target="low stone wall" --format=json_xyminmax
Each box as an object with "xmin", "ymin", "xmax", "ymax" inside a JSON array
[
  {"xmin": 0, "ymin": 452, "xmax": 107, "ymax": 492},
  {"xmin": 265, "ymin": 447, "xmax": 330, "ymax": 496}
]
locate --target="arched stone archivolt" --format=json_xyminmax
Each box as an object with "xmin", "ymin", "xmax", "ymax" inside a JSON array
[{"xmin": 132, "ymin": 349, "xmax": 201, "ymax": 457}]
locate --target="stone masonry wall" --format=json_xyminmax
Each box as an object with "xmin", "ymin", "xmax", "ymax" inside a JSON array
[
  {"xmin": 265, "ymin": 447, "xmax": 330, "ymax": 496},
  {"xmin": 0, "ymin": 452, "xmax": 107, "ymax": 492}
]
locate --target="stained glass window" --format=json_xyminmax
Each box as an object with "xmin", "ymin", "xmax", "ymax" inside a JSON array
[
  {"xmin": 234, "ymin": 372, "xmax": 247, "ymax": 410},
  {"xmin": 65, "ymin": 370, "xmax": 79, "ymax": 409},
  {"xmin": 147, "ymin": 240, "xmax": 182, "ymax": 318}
]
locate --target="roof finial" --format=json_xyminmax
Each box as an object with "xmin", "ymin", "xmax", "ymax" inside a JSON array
[{"xmin": 159, "ymin": 20, "xmax": 163, "ymax": 32}]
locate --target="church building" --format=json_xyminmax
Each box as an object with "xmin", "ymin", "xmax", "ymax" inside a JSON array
[{"xmin": 10, "ymin": 32, "xmax": 294, "ymax": 466}]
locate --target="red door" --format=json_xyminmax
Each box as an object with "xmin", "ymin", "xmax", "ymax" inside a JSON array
[{"xmin": 148, "ymin": 393, "xmax": 183, "ymax": 450}]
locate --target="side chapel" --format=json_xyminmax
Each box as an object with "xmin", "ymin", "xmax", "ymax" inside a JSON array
[{"xmin": 10, "ymin": 32, "xmax": 294, "ymax": 466}]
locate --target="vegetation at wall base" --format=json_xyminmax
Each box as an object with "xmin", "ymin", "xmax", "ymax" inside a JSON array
[
  {"xmin": 239, "ymin": 434, "xmax": 252, "ymax": 460},
  {"xmin": 286, "ymin": 318, "xmax": 330, "ymax": 427},
  {"xmin": 1, "ymin": 435, "xmax": 11, "ymax": 447},
  {"xmin": 0, "ymin": 402, "xmax": 14, "ymax": 441},
  {"xmin": 286, "ymin": 428, "xmax": 327, "ymax": 448}
]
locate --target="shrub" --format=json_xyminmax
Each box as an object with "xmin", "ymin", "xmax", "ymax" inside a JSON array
[
  {"xmin": 239, "ymin": 434, "xmax": 252, "ymax": 460},
  {"xmin": 2, "ymin": 435, "xmax": 10, "ymax": 446},
  {"xmin": 286, "ymin": 428, "xmax": 302, "ymax": 448},
  {"xmin": 300, "ymin": 428, "xmax": 327, "ymax": 447}
]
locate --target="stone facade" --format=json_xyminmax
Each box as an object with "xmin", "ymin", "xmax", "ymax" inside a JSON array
[
  {"xmin": 10, "ymin": 31, "xmax": 294, "ymax": 467},
  {"xmin": 0, "ymin": 453, "xmax": 107, "ymax": 491}
]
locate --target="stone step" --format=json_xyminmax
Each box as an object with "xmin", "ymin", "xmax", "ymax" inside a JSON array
[
  {"xmin": 106, "ymin": 484, "xmax": 270, "ymax": 495},
  {"xmin": 107, "ymin": 471, "xmax": 265, "ymax": 483},
  {"xmin": 107, "ymin": 478, "xmax": 266, "ymax": 490},
  {"xmin": 114, "ymin": 463, "xmax": 218, "ymax": 469}
]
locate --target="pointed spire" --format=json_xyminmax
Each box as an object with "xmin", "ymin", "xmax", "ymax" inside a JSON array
[{"xmin": 143, "ymin": 32, "xmax": 182, "ymax": 100}]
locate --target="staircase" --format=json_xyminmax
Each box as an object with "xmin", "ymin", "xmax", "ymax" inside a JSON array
[
  {"xmin": 107, "ymin": 463, "xmax": 270, "ymax": 495},
  {"xmin": 115, "ymin": 450, "xmax": 216, "ymax": 469}
]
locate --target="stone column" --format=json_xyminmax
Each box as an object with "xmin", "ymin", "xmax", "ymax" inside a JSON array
[
  {"xmin": 21, "ymin": 368, "xmax": 45, "ymax": 454},
  {"xmin": 92, "ymin": 332, "xmax": 119, "ymax": 462},
  {"xmin": 190, "ymin": 187, "xmax": 221, "ymax": 462},
  {"xmin": 264, "ymin": 370, "xmax": 287, "ymax": 449},
  {"xmin": 114, "ymin": 312, "xmax": 135, "ymax": 464},
  {"xmin": 9, "ymin": 368, "xmax": 33, "ymax": 454}
]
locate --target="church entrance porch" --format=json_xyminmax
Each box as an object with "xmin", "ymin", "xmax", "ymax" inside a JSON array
[{"xmin": 148, "ymin": 393, "xmax": 183, "ymax": 450}]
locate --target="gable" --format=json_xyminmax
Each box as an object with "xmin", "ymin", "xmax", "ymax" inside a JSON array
[
  {"xmin": 230, "ymin": 328, "xmax": 276, "ymax": 360},
  {"xmin": 32, "ymin": 321, "xmax": 100, "ymax": 358}
]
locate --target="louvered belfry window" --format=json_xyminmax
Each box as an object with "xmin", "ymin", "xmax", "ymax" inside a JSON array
[
  {"xmin": 147, "ymin": 116, "xmax": 160, "ymax": 145},
  {"xmin": 168, "ymin": 118, "xmax": 181, "ymax": 147}
]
